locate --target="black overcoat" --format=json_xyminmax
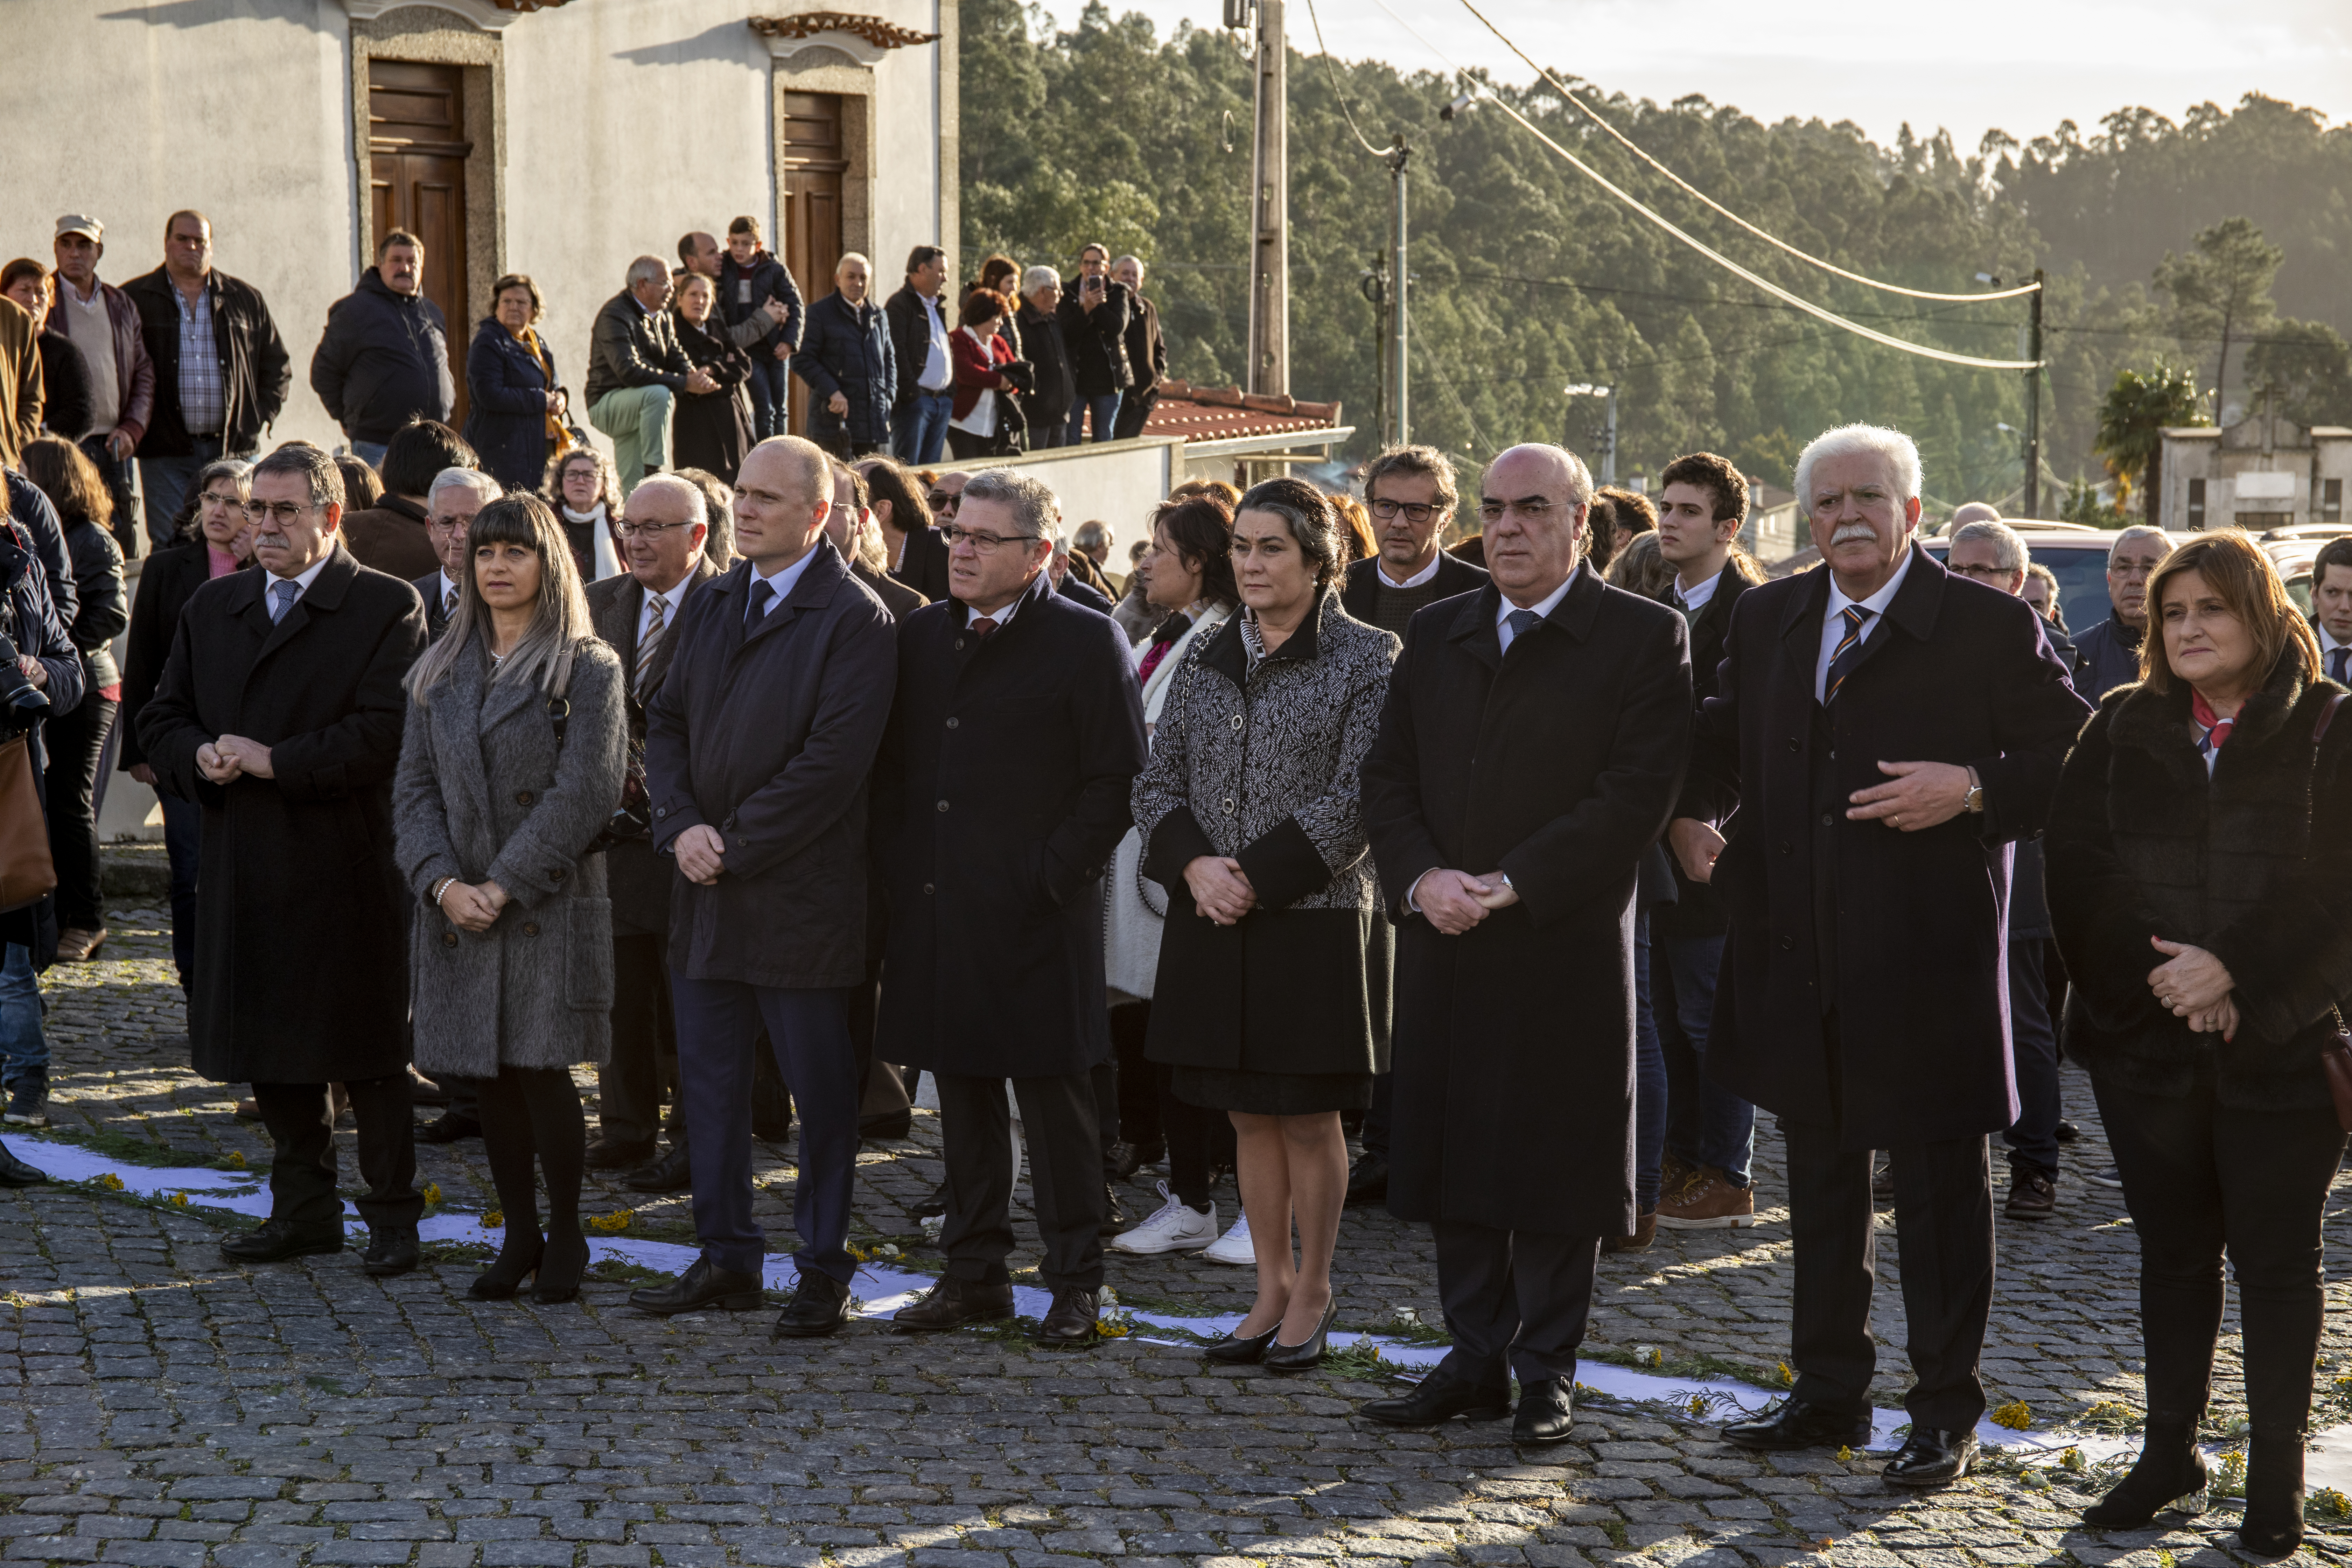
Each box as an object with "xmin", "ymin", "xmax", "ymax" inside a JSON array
[
  {"xmin": 644, "ymin": 542, "xmax": 897, "ymax": 989},
  {"xmin": 1678, "ymin": 544, "xmax": 2091, "ymax": 1149},
  {"xmin": 874, "ymin": 573, "xmax": 1147, "ymax": 1078},
  {"xmin": 137, "ymin": 544, "xmax": 426, "ymax": 1084},
  {"xmin": 1651, "ymin": 560, "xmax": 1755, "ymax": 940},
  {"xmin": 1361, "ymin": 569, "xmax": 1692, "ymax": 1237}
]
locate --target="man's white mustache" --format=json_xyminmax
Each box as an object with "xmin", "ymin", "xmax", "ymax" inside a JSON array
[{"xmin": 1830, "ymin": 524, "xmax": 1877, "ymax": 546}]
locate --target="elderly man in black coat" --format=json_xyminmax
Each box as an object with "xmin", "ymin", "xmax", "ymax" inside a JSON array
[
  {"xmin": 875, "ymin": 468, "xmax": 1147, "ymax": 1345},
  {"xmin": 631, "ymin": 436, "xmax": 897, "ymax": 1338},
  {"xmin": 140, "ymin": 445, "xmax": 429, "ymax": 1276},
  {"xmin": 1360, "ymin": 443, "xmax": 1692, "ymax": 1446},
  {"xmin": 1667, "ymin": 424, "xmax": 2091, "ymax": 1488}
]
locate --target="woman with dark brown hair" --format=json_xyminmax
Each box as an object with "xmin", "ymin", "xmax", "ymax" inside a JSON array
[
  {"xmin": 2048, "ymin": 530, "xmax": 2352, "ymax": 1556},
  {"xmin": 946, "ymin": 288, "xmax": 1023, "ymax": 460}
]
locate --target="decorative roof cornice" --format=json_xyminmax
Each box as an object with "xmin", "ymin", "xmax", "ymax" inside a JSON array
[{"xmin": 749, "ymin": 11, "xmax": 941, "ymax": 50}]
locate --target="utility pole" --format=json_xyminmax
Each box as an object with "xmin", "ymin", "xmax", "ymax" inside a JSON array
[
  {"xmin": 2023, "ymin": 267, "xmax": 2044, "ymax": 517},
  {"xmin": 1242, "ymin": 0, "xmax": 1289, "ymax": 397},
  {"xmin": 1383, "ymin": 132, "xmax": 1408, "ymax": 445},
  {"xmin": 1564, "ymin": 383, "xmax": 1616, "ymax": 484}
]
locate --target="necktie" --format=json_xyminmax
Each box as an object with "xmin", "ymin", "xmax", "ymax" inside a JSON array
[
  {"xmin": 443, "ymin": 584, "xmax": 457, "ymax": 620},
  {"xmin": 971, "ymin": 616, "xmax": 998, "ymax": 639},
  {"xmin": 1504, "ymin": 608, "xmax": 1541, "ymax": 648},
  {"xmin": 636, "ymin": 596, "xmax": 666, "ymax": 696},
  {"xmin": 2331, "ymin": 646, "xmax": 2348, "ymax": 686},
  {"xmin": 270, "ymin": 580, "xmax": 299, "ymax": 623},
  {"xmin": 747, "ymin": 577, "xmax": 774, "ymax": 625},
  {"xmin": 1823, "ymin": 605, "xmax": 1874, "ymax": 704}
]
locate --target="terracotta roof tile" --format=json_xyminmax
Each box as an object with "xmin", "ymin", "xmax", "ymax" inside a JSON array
[{"xmin": 1142, "ymin": 379, "xmax": 1344, "ymax": 442}]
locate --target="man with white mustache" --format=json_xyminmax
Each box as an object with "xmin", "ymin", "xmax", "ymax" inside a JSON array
[{"xmin": 1666, "ymin": 424, "xmax": 2089, "ymax": 1489}]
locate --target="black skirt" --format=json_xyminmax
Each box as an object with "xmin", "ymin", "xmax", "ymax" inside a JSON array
[{"xmin": 1172, "ymin": 1065, "xmax": 1373, "ymax": 1115}]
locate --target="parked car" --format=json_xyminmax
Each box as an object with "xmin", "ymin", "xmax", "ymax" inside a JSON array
[{"xmin": 1921, "ymin": 522, "xmax": 2324, "ymax": 628}]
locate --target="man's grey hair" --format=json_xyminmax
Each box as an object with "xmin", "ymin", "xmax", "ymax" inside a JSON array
[
  {"xmin": 1112, "ymin": 255, "xmax": 1144, "ymax": 275},
  {"xmin": 1073, "ymin": 519, "xmax": 1113, "ymax": 559},
  {"xmin": 2111, "ymin": 525, "xmax": 2174, "ymax": 564},
  {"xmin": 625, "ymin": 254, "xmax": 668, "ymax": 289},
  {"xmin": 1950, "ymin": 519, "xmax": 2030, "ymax": 574},
  {"xmin": 835, "ymin": 251, "xmax": 871, "ymax": 278},
  {"xmin": 428, "ymin": 467, "xmax": 502, "ymax": 511},
  {"xmin": 251, "ymin": 444, "xmax": 345, "ymax": 511},
  {"xmin": 1022, "ymin": 265, "xmax": 1060, "ymax": 298},
  {"xmin": 1793, "ymin": 424, "xmax": 1924, "ymax": 514},
  {"xmin": 960, "ymin": 469, "xmax": 1060, "ymax": 542}
]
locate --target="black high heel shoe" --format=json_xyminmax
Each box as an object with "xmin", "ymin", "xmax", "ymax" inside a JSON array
[
  {"xmin": 2239, "ymin": 1433, "xmax": 2306, "ymax": 1559},
  {"xmin": 532, "ymin": 1230, "xmax": 589, "ymax": 1305},
  {"xmin": 2082, "ymin": 1441, "xmax": 2207, "ymax": 1529},
  {"xmin": 1204, "ymin": 1322, "xmax": 1281, "ymax": 1365},
  {"xmin": 1264, "ymin": 1298, "xmax": 1339, "ymax": 1372},
  {"xmin": 469, "ymin": 1234, "xmax": 545, "ymax": 1301}
]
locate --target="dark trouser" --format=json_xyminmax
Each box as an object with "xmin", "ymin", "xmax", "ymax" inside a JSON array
[
  {"xmin": 946, "ymin": 427, "xmax": 1013, "ymax": 460},
  {"xmin": 1092, "ymin": 1060, "xmax": 1120, "ymax": 1174},
  {"xmin": 891, "ymin": 390, "xmax": 953, "ymax": 466},
  {"xmin": 746, "ymin": 356, "xmax": 790, "ymax": 442},
  {"xmin": 1028, "ymin": 421, "xmax": 1069, "ymax": 451},
  {"xmin": 1110, "ymin": 1002, "xmax": 1161, "ymax": 1156},
  {"xmin": 1112, "ymin": 387, "xmax": 1157, "ymax": 442},
  {"xmin": 250, "ymin": 1073, "xmax": 420, "ymax": 1233},
  {"xmin": 44, "ymin": 694, "xmax": 115, "ymax": 931},
  {"xmin": 474, "ymin": 1064, "xmax": 586, "ymax": 1240},
  {"xmin": 1782, "ymin": 1113, "xmax": 1994, "ymax": 1432},
  {"xmin": 2002, "ymin": 938, "xmax": 2061, "ymax": 1178},
  {"xmin": 599, "ymin": 932, "xmax": 677, "ymax": 1148},
  {"xmin": 77, "ymin": 436, "xmax": 140, "ymax": 560},
  {"xmin": 2094, "ymin": 1074, "xmax": 2345, "ymax": 1435},
  {"xmin": 1656, "ymin": 931, "xmax": 1751, "ymax": 1184},
  {"xmin": 1362, "ymin": 1071, "xmax": 1392, "ymax": 1160},
  {"xmin": 1065, "ymin": 392, "xmax": 1121, "ymax": 445},
  {"xmin": 935, "ymin": 1070, "xmax": 1104, "ymax": 1290},
  {"xmin": 670, "ymin": 976, "xmax": 858, "ymax": 1282},
  {"xmin": 1631, "ymin": 908, "xmax": 1665, "ymax": 1208},
  {"xmin": 158, "ymin": 790, "xmax": 201, "ymax": 993},
  {"xmin": 1432, "ymin": 1219, "xmax": 1599, "ymax": 1386}
]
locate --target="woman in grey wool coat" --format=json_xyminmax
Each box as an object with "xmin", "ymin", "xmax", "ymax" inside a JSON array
[
  {"xmin": 1134, "ymin": 477, "xmax": 1399, "ymax": 1372},
  {"xmin": 394, "ymin": 492, "xmax": 626, "ymax": 1305}
]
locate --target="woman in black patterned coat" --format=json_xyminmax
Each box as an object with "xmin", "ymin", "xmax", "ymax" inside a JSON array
[{"xmin": 1133, "ymin": 477, "xmax": 1399, "ymax": 1371}]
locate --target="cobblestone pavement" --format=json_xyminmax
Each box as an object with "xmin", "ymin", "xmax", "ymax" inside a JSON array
[{"xmin": 7, "ymin": 897, "xmax": 2352, "ymax": 1568}]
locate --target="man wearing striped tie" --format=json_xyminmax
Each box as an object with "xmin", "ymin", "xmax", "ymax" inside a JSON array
[
  {"xmin": 2312, "ymin": 538, "xmax": 2352, "ymax": 690},
  {"xmin": 583, "ymin": 475, "xmax": 721, "ymax": 1181},
  {"xmin": 1667, "ymin": 424, "xmax": 2090, "ymax": 1489}
]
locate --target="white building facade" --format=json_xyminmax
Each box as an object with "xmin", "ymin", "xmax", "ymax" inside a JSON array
[
  {"xmin": 2158, "ymin": 414, "xmax": 2352, "ymax": 534},
  {"xmin": 10, "ymin": 0, "xmax": 958, "ymax": 454}
]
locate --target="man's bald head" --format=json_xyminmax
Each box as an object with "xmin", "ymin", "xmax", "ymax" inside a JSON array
[
  {"xmin": 1478, "ymin": 443, "xmax": 1595, "ymax": 605},
  {"xmin": 622, "ymin": 474, "xmax": 708, "ymax": 592}
]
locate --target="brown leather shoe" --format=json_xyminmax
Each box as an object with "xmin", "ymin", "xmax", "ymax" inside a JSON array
[
  {"xmin": 54, "ymin": 927, "xmax": 106, "ymax": 962},
  {"xmin": 2004, "ymin": 1168, "xmax": 2057, "ymax": 1221},
  {"xmin": 1602, "ymin": 1210, "xmax": 1658, "ymax": 1253},
  {"xmin": 893, "ymin": 1276, "xmax": 1015, "ymax": 1332},
  {"xmin": 1657, "ymin": 1168, "xmax": 1757, "ymax": 1230}
]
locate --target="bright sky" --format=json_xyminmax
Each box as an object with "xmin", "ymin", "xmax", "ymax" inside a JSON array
[{"xmin": 1052, "ymin": 0, "xmax": 2352, "ymax": 154}]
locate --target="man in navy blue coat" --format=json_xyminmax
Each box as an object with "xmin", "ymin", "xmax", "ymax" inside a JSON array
[
  {"xmin": 632, "ymin": 435, "xmax": 898, "ymax": 1338},
  {"xmin": 1667, "ymin": 425, "xmax": 2090, "ymax": 1488}
]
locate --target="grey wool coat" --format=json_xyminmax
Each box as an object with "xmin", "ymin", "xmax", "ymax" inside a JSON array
[{"xmin": 392, "ymin": 636, "xmax": 628, "ymax": 1079}]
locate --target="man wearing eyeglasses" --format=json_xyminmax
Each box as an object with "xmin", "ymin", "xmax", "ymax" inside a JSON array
[
  {"xmin": 140, "ymin": 443, "xmax": 430, "ymax": 1280},
  {"xmin": 875, "ymin": 469, "xmax": 1146, "ymax": 1346},
  {"xmin": 584, "ymin": 476, "xmax": 722, "ymax": 1188},
  {"xmin": 411, "ymin": 468, "xmax": 500, "ymax": 646}
]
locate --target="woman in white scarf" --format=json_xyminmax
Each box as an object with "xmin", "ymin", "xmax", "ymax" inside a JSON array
[
  {"xmin": 1106, "ymin": 495, "xmax": 1248, "ymax": 1259},
  {"xmin": 547, "ymin": 448, "xmax": 626, "ymax": 582}
]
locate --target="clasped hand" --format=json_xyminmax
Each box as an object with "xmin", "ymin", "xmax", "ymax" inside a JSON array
[
  {"xmin": 674, "ymin": 824, "xmax": 727, "ymax": 886},
  {"xmin": 1413, "ymin": 868, "xmax": 1519, "ymax": 936},
  {"xmin": 2149, "ymin": 936, "xmax": 2239, "ymax": 1039},
  {"xmin": 441, "ymin": 879, "xmax": 510, "ymax": 934},
  {"xmin": 195, "ymin": 734, "xmax": 274, "ymax": 784},
  {"xmin": 1184, "ymin": 856, "xmax": 1255, "ymax": 925},
  {"xmin": 1845, "ymin": 760, "xmax": 1969, "ymax": 830}
]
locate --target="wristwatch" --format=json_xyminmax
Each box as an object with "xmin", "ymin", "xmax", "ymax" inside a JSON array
[{"xmin": 1961, "ymin": 767, "xmax": 1986, "ymax": 814}]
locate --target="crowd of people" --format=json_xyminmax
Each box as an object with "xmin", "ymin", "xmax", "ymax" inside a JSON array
[{"xmin": 5, "ymin": 207, "xmax": 2352, "ymax": 1552}]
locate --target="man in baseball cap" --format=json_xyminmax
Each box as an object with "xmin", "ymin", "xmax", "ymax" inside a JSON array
[{"xmin": 50, "ymin": 214, "xmax": 153, "ymax": 554}]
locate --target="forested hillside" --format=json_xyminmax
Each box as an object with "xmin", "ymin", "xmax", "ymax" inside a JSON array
[{"xmin": 959, "ymin": 0, "xmax": 2352, "ymax": 507}]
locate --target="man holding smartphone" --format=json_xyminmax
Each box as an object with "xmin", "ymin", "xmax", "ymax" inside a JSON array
[{"xmin": 1054, "ymin": 244, "xmax": 1132, "ymax": 446}]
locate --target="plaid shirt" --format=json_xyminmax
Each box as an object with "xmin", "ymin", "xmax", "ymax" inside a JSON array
[{"xmin": 174, "ymin": 282, "xmax": 225, "ymax": 435}]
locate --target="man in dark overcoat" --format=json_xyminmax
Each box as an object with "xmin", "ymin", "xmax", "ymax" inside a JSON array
[
  {"xmin": 584, "ymin": 475, "xmax": 721, "ymax": 1180},
  {"xmin": 139, "ymin": 444, "xmax": 428, "ymax": 1276},
  {"xmin": 875, "ymin": 468, "xmax": 1146, "ymax": 1345},
  {"xmin": 1360, "ymin": 443, "xmax": 1692, "ymax": 1446},
  {"xmin": 1666, "ymin": 424, "xmax": 2091, "ymax": 1487},
  {"xmin": 632, "ymin": 436, "xmax": 896, "ymax": 1338}
]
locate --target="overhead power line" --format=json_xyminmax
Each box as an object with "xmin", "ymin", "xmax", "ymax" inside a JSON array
[
  {"xmin": 1444, "ymin": 0, "xmax": 2043, "ymax": 306},
  {"xmin": 1365, "ymin": 0, "xmax": 2045, "ymax": 371},
  {"xmin": 1301, "ymin": 0, "xmax": 1388, "ymax": 157}
]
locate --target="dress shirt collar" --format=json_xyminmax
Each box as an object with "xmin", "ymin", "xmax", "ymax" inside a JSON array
[
  {"xmin": 1377, "ymin": 550, "xmax": 1444, "ymax": 590},
  {"xmin": 1825, "ymin": 545, "xmax": 1913, "ymax": 626},
  {"xmin": 963, "ymin": 568, "xmax": 1048, "ymax": 629},
  {"xmin": 639, "ymin": 573, "xmax": 692, "ymax": 634},
  {"xmin": 2320, "ymin": 620, "xmax": 2347, "ymax": 658},
  {"xmin": 268, "ymin": 552, "xmax": 334, "ymax": 602},
  {"xmin": 1675, "ymin": 566, "xmax": 1721, "ymax": 615},
  {"xmin": 438, "ymin": 569, "xmax": 462, "ymax": 609},
  {"xmin": 749, "ymin": 547, "xmax": 820, "ymax": 616},
  {"xmin": 1494, "ymin": 565, "xmax": 1579, "ymax": 652}
]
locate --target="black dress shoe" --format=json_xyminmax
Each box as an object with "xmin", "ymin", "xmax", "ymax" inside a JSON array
[
  {"xmin": 1098, "ymin": 1182, "xmax": 1127, "ymax": 1236},
  {"xmin": 361, "ymin": 1225, "xmax": 419, "ymax": 1278},
  {"xmin": 2054, "ymin": 1119, "xmax": 2081, "ymax": 1143},
  {"xmin": 1362, "ymin": 1368, "xmax": 1513, "ymax": 1426},
  {"xmin": 1264, "ymin": 1297, "xmax": 1338, "ymax": 1372},
  {"xmin": 1720, "ymin": 1398, "xmax": 1872, "ymax": 1451},
  {"xmin": 1034, "ymin": 1287, "xmax": 1100, "ymax": 1346},
  {"xmin": 415, "ymin": 1113, "xmax": 482, "ymax": 1144},
  {"xmin": 859, "ymin": 1111, "xmax": 913, "ymax": 1142},
  {"xmin": 1107, "ymin": 1140, "xmax": 1143, "ymax": 1181},
  {"xmin": 894, "ymin": 1275, "xmax": 1015, "ymax": 1331},
  {"xmin": 0, "ymin": 1139, "xmax": 44, "ymax": 1186},
  {"xmin": 1882, "ymin": 1427, "xmax": 1977, "ymax": 1488},
  {"xmin": 585, "ymin": 1135, "xmax": 655, "ymax": 1170},
  {"xmin": 910, "ymin": 1182, "xmax": 951, "ymax": 1221},
  {"xmin": 1204, "ymin": 1324, "xmax": 1280, "ymax": 1365},
  {"xmin": 627, "ymin": 1257, "xmax": 764, "ymax": 1316},
  {"xmin": 771, "ymin": 1269, "xmax": 852, "ymax": 1338},
  {"xmin": 1345, "ymin": 1153, "xmax": 1389, "ymax": 1206},
  {"xmin": 221, "ymin": 1219, "xmax": 344, "ymax": 1263},
  {"xmin": 620, "ymin": 1145, "xmax": 691, "ymax": 1194},
  {"xmin": 1513, "ymin": 1377, "xmax": 1576, "ymax": 1444}
]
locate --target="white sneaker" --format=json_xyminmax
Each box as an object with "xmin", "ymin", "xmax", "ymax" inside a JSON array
[
  {"xmin": 1107, "ymin": 1182, "xmax": 1217, "ymax": 1254},
  {"xmin": 1202, "ymin": 1210, "xmax": 1255, "ymax": 1266}
]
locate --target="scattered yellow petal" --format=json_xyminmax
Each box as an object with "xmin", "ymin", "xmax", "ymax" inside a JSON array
[
  {"xmin": 1991, "ymin": 1400, "xmax": 2032, "ymax": 1430},
  {"xmin": 227, "ymin": 1150, "xmax": 247, "ymax": 1168},
  {"xmin": 421, "ymin": 1183, "xmax": 442, "ymax": 1205},
  {"xmin": 588, "ymin": 1209, "xmax": 634, "ymax": 1232},
  {"xmin": 97, "ymin": 1172, "xmax": 124, "ymax": 1191},
  {"xmin": 2060, "ymin": 1447, "xmax": 2086, "ymax": 1472},
  {"xmin": 168, "ymin": 1192, "xmax": 189, "ymax": 1206},
  {"xmin": 1835, "ymin": 1446, "xmax": 1853, "ymax": 1463},
  {"xmin": 1777, "ymin": 1361, "xmax": 1794, "ymax": 1386},
  {"xmin": 481, "ymin": 1210, "xmax": 504, "ymax": 1229}
]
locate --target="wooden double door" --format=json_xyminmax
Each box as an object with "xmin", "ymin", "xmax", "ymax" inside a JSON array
[
  {"xmin": 368, "ymin": 61, "xmax": 471, "ymax": 428},
  {"xmin": 781, "ymin": 91, "xmax": 847, "ymax": 438}
]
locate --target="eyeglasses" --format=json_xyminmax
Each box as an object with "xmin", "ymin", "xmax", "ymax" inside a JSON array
[
  {"xmin": 926, "ymin": 492, "xmax": 961, "ymax": 512},
  {"xmin": 240, "ymin": 500, "xmax": 318, "ymax": 525},
  {"xmin": 1947, "ymin": 561, "xmax": 2017, "ymax": 580},
  {"xmin": 427, "ymin": 514, "xmax": 473, "ymax": 534},
  {"xmin": 1368, "ymin": 498, "xmax": 1441, "ymax": 524},
  {"xmin": 198, "ymin": 490, "xmax": 242, "ymax": 511},
  {"xmin": 940, "ymin": 524, "xmax": 1040, "ymax": 553},
  {"xmin": 1477, "ymin": 497, "xmax": 1557, "ymax": 524},
  {"xmin": 616, "ymin": 519, "xmax": 694, "ymax": 539}
]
